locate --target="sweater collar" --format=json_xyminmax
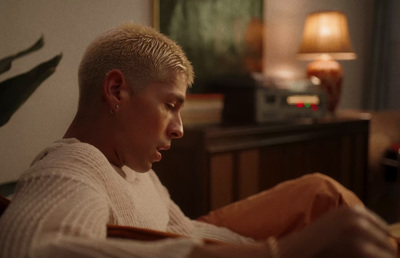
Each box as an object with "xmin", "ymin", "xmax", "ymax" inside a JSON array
[{"xmin": 111, "ymin": 165, "xmax": 140, "ymax": 182}]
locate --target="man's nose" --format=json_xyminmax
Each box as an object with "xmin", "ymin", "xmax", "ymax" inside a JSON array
[{"xmin": 168, "ymin": 114, "xmax": 184, "ymax": 139}]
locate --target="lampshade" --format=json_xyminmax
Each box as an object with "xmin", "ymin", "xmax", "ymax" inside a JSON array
[{"xmin": 298, "ymin": 11, "xmax": 357, "ymax": 60}]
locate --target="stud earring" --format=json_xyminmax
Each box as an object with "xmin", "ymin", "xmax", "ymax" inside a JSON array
[{"xmin": 110, "ymin": 104, "xmax": 119, "ymax": 115}]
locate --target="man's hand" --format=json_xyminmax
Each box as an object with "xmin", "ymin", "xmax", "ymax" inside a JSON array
[{"xmin": 278, "ymin": 206, "xmax": 397, "ymax": 258}]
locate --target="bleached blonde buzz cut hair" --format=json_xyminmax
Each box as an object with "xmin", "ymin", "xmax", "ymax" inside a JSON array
[{"xmin": 78, "ymin": 23, "xmax": 194, "ymax": 105}]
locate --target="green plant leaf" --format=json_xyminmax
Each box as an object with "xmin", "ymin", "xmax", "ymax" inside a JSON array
[
  {"xmin": 0, "ymin": 53, "xmax": 62, "ymax": 127},
  {"xmin": 0, "ymin": 36, "xmax": 44, "ymax": 75}
]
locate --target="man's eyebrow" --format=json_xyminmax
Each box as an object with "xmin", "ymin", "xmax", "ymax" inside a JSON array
[{"xmin": 168, "ymin": 93, "xmax": 185, "ymax": 105}]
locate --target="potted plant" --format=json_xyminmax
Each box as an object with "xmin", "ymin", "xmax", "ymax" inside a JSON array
[
  {"xmin": 0, "ymin": 36, "xmax": 61, "ymax": 213},
  {"xmin": 0, "ymin": 36, "xmax": 62, "ymax": 127}
]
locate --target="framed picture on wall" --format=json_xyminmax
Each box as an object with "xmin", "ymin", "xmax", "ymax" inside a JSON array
[{"xmin": 154, "ymin": 0, "xmax": 264, "ymax": 94}]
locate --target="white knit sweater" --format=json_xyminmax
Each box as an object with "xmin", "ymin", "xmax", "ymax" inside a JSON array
[{"xmin": 0, "ymin": 139, "xmax": 253, "ymax": 258}]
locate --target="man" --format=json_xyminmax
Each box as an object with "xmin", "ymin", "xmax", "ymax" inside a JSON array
[{"xmin": 0, "ymin": 23, "xmax": 396, "ymax": 258}]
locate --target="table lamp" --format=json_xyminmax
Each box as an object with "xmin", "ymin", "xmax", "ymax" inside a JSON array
[{"xmin": 298, "ymin": 11, "xmax": 356, "ymax": 113}]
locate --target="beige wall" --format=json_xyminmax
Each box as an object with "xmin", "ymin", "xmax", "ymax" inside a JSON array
[
  {"xmin": 0, "ymin": 0, "xmax": 152, "ymax": 183},
  {"xmin": 0, "ymin": 0, "xmax": 374, "ymax": 184}
]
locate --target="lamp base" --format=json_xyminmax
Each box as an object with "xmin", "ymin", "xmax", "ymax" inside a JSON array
[{"xmin": 306, "ymin": 58, "xmax": 343, "ymax": 113}]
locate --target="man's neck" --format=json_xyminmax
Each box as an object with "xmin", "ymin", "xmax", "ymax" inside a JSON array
[{"xmin": 64, "ymin": 113, "xmax": 122, "ymax": 167}]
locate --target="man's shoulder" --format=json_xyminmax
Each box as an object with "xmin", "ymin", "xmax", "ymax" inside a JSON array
[
  {"xmin": 32, "ymin": 138, "xmax": 106, "ymax": 166},
  {"xmin": 21, "ymin": 138, "xmax": 112, "ymax": 182}
]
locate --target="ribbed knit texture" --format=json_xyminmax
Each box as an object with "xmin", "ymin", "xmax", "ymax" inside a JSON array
[{"xmin": 0, "ymin": 139, "xmax": 252, "ymax": 258}]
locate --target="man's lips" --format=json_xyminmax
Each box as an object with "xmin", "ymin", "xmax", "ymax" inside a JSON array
[
  {"xmin": 157, "ymin": 146, "xmax": 171, "ymax": 151},
  {"xmin": 155, "ymin": 146, "xmax": 170, "ymax": 162}
]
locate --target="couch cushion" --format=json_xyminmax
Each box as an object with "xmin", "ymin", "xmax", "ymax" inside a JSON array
[{"xmin": 0, "ymin": 195, "xmax": 10, "ymax": 217}]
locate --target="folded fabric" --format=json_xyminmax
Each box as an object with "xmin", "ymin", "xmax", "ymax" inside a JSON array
[
  {"xmin": 197, "ymin": 173, "xmax": 362, "ymax": 240},
  {"xmin": 107, "ymin": 224, "xmax": 223, "ymax": 245}
]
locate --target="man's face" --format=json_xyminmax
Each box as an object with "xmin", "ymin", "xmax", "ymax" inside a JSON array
[{"xmin": 114, "ymin": 73, "xmax": 187, "ymax": 172}]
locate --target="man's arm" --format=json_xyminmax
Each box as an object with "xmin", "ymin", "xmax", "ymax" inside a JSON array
[{"xmin": 0, "ymin": 174, "xmax": 197, "ymax": 258}]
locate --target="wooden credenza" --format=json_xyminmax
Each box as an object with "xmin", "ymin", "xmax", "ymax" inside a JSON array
[{"xmin": 153, "ymin": 116, "xmax": 370, "ymax": 219}]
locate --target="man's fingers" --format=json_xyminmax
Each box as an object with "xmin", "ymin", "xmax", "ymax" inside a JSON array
[
  {"xmin": 350, "ymin": 206, "xmax": 396, "ymax": 255},
  {"xmin": 352, "ymin": 205, "xmax": 390, "ymax": 234}
]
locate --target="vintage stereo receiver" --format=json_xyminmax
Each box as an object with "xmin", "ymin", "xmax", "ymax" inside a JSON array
[{"xmin": 222, "ymin": 87, "xmax": 327, "ymax": 124}]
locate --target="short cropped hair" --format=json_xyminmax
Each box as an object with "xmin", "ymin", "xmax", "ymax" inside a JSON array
[{"xmin": 78, "ymin": 23, "xmax": 194, "ymax": 105}]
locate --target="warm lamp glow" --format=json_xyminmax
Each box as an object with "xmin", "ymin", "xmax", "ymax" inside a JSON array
[
  {"xmin": 297, "ymin": 11, "xmax": 357, "ymax": 113},
  {"xmin": 298, "ymin": 11, "xmax": 356, "ymax": 60}
]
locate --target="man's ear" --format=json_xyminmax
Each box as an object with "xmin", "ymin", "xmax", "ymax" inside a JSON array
[{"xmin": 103, "ymin": 69, "xmax": 129, "ymax": 107}]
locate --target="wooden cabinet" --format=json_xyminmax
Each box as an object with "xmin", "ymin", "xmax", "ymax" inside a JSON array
[{"xmin": 153, "ymin": 116, "xmax": 370, "ymax": 219}]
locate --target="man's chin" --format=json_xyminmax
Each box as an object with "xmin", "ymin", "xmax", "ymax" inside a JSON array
[{"xmin": 125, "ymin": 162, "xmax": 152, "ymax": 173}]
